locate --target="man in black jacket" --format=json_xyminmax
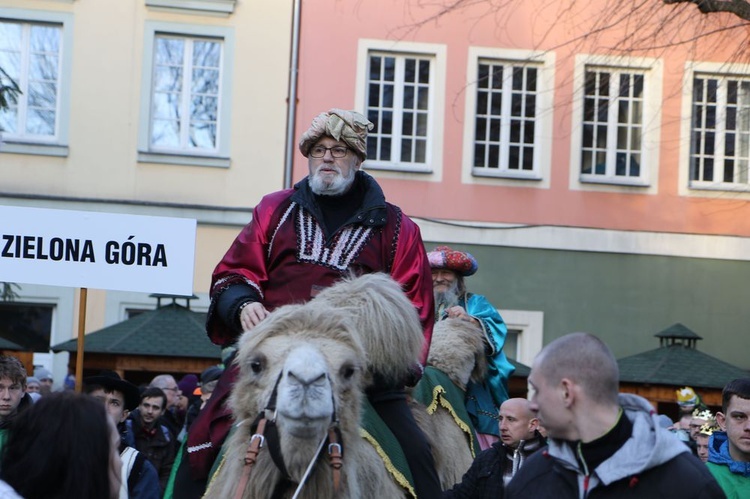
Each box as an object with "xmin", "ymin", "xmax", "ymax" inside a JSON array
[
  {"xmin": 505, "ymin": 333, "xmax": 725, "ymax": 499},
  {"xmin": 443, "ymin": 398, "xmax": 545, "ymax": 497}
]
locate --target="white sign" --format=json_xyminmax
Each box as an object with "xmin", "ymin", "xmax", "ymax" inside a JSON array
[{"xmin": 0, "ymin": 206, "xmax": 196, "ymax": 295}]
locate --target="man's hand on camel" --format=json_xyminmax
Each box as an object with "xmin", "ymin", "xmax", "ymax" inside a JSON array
[
  {"xmin": 240, "ymin": 302, "xmax": 270, "ymax": 331},
  {"xmin": 446, "ymin": 306, "xmax": 476, "ymax": 325}
]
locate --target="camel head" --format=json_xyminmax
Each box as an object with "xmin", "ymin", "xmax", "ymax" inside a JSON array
[
  {"xmin": 427, "ymin": 318, "xmax": 488, "ymax": 391},
  {"xmin": 313, "ymin": 273, "xmax": 424, "ymax": 387},
  {"xmin": 230, "ymin": 302, "xmax": 366, "ymax": 480}
]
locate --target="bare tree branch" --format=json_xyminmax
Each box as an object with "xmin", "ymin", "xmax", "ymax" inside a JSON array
[{"xmin": 664, "ymin": 0, "xmax": 750, "ymax": 21}]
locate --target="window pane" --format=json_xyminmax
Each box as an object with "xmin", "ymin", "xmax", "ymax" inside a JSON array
[
  {"xmin": 155, "ymin": 37, "xmax": 184, "ymax": 65},
  {"xmin": 193, "ymin": 40, "xmax": 220, "ymax": 67},
  {"xmin": 152, "ymin": 119, "xmax": 180, "ymax": 147},
  {"xmin": 25, "ymin": 108, "xmax": 55, "ymax": 135}
]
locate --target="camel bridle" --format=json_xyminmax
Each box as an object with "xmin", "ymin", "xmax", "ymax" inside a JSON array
[{"xmin": 233, "ymin": 372, "xmax": 344, "ymax": 499}]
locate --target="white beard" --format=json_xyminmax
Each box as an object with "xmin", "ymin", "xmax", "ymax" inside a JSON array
[
  {"xmin": 434, "ymin": 280, "xmax": 460, "ymax": 312},
  {"xmin": 309, "ymin": 165, "xmax": 356, "ymax": 196}
]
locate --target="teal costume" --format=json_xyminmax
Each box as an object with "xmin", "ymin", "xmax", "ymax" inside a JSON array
[{"xmin": 437, "ymin": 292, "xmax": 515, "ymax": 436}]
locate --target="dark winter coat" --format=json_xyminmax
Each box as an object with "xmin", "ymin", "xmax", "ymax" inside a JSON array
[
  {"xmin": 505, "ymin": 394, "xmax": 725, "ymax": 499},
  {"xmin": 443, "ymin": 430, "xmax": 546, "ymax": 498}
]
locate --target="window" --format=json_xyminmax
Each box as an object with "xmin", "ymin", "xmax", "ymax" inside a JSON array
[
  {"xmin": 356, "ymin": 40, "xmax": 446, "ymax": 175},
  {"xmin": 580, "ymin": 67, "xmax": 644, "ymax": 181},
  {"xmin": 569, "ymin": 55, "xmax": 662, "ymax": 191},
  {"xmin": 473, "ymin": 60, "xmax": 539, "ymax": 176},
  {"xmin": 366, "ymin": 52, "xmax": 432, "ymax": 168},
  {"xmin": 500, "ymin": 310, "xmax": 544, "ymax": 367},
  {"xmin": 138, "ymin": 22, "xmax": 234, "ymax": 167},
  {"xmin": 150, "ymin": 35, "xmax": 222, "ymax": 154},
  {"xmin": 503, "ymin": 328, "xmax": 521, "ymax": 360},
  {"xmin": 690, "ymin": 74, "xmax": 750, "ymax": 187},
  {"xmin": 0, "ymin": 8, "xmax": 72, "ymax": 157}
]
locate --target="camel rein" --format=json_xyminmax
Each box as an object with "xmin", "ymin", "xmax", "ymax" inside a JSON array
[{"xmin": 233, "ymin": 372, "xmax": 343, "ymax": 499}]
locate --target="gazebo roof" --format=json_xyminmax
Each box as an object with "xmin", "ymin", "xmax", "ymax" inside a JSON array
[
  {"xmin": 509, "ymin": 358, "xmax": 531, "ymax": 378},
  {"xmin": 618, "ymin": 344, "xmax": 748, "ymax": 389},
  {"xmin": 0, "ymin": 336, "xmax": 25, "ymax": 351},
  {"xmin": 52, "ymin": 302, "xmax": 220, "ymax": 359}
]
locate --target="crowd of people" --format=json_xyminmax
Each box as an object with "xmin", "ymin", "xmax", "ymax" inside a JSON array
[{"xmin": 0, "ymin": 108, "xmax": 747, "ymax": 498}]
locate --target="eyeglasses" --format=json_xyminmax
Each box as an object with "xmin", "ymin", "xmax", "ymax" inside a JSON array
[
  {"xmin": 163, "ymin": 386, "xmax": 180, "ymax": 393},
  {"xmin": 309, "ymin": 145, "xmax": 349, "ymax": 158}
]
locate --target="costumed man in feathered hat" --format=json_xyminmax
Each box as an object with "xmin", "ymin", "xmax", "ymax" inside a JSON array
[{"xmin": 427, "ymin": 245, "xmax": 515, "ymax": 450}]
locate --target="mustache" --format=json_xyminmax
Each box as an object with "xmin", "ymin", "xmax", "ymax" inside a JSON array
[{"xmin": 315, "ymin": 164, "xmax": 342, "ymax": 174}]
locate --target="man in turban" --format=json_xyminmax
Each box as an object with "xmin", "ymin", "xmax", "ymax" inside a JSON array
[
  {"xmin": 177, "ymin": 109, "xmax": 438, "ymax": 498},
  {"xmin": 428, "ymin": 245, "xmax": 515, "ymax": 450}
]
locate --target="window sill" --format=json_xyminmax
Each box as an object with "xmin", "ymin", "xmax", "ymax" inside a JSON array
[
  {"xmin": 364, "ymin": 163, "xmax": 433, "ymax": 174},
  {"xmin": 145, "ymin": 0, "xmax": 236, "ymax": 15},
  {"xmin": 0, "ymin": 141, "xmax": 69, "ymax": 157},
  {"xmin": 579, "ymin": 175, "xmax": 649, "ymax": 188},
  {"xmin": 137, "ymin": 151, "xmax": 230, "ymax": 168},
  {"xmin": 473, "ymin": 169, "xmax": 542, "ymax": 181},
  {"xmin": 689, "ymin": 181, "xmax": 750, "ymax": 193}
]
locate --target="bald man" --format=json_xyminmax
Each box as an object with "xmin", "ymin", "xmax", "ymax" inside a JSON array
[
  {"xmin": 506, "ymin": 333, "xmax": 723, "ymax": 499},
  {"xmin": 443, "ymin": 398, "xmax": 545, "ymax": 497}
]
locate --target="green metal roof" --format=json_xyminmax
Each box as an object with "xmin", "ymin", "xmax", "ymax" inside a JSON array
[
  {"xmin": 51, "ymin": 303, "xmax": 220, "ymax": 359},
  {"xmin": 618, "ymin": 344, "xmax": 749, "ymax": 389},
  {"xmin": 0, "ymin": 337, "xmax": 25, "ymax": 351},
  {"xmin": 509, "ymin": 358, "xmax": 530, "ymax": 378},
  {"xmin": 654, "ymin": 322, "xmax": 702, "ymax": 340}
]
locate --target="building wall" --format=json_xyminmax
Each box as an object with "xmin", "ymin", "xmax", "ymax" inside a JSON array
[
  {"xmin": 0, "ymin": 0, "xmax": 290, "ymax": 379},
  {"xmin": 291, "ymin": 0, "xmax": 750, "ymax": 369}
]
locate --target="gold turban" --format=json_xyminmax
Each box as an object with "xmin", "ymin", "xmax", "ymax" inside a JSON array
[{"xmin": 299, "ymin": 109, "xmax": 374, "ymax": 160}]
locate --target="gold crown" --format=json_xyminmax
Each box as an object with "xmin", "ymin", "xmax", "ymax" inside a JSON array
[
  {"xmin": 698, "ymin": 422, "xmax": 719, "ymax": 436},
  {"xmin": 692, "ymin": 408, "xmax": 713, "ymax": 420},
  {"xmin": 676, "ymin": 387, "xmax": 697, "ymax": 404}
]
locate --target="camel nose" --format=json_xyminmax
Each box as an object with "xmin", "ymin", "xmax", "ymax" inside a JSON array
[{"xmin": 283, "ymin": 345, "xmax": 329, "ymax": 390}]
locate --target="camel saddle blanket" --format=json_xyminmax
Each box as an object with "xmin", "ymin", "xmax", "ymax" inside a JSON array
[
  {"xmin": 359, "ymin": 397, "xmax": 417, "ymax": 498},
  {"xmin": 411, "ymin": 366, "xmax": 480, "ymax": 458}
]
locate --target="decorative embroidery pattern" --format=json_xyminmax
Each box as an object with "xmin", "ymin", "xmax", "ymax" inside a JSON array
[{"xmin": 292, "ymin": 207, "xmax": 374, "ymax": 270}]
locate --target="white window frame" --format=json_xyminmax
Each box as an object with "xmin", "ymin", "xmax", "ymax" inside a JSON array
[
  {"xmin": 500, "ymin": 309, "xmax": 544, "ymax": 367},
  {"xmin": 462, "ymin": 47, "xmax": 554, "ymax": 188},
  {"xmin": 679, "ymin": 61, "xmax": 750, "ymax": 198},
  {"xmin": 137, "ymin": 21, "xmax": 234, "ymax": 168},
  {"xmin": 688, "ymin": 69, "xmax": 750, "ymax": 191},
  {"xmin": 0, "ymin": 8, "xmax": 73, "ymax": 157},
  {"xmin": 355, "ymin": 39, "xmax": 446, "ymax": 180},
  {"xmin": 569, "ymin": 54, "xmax": 662, "ymax": 194}
]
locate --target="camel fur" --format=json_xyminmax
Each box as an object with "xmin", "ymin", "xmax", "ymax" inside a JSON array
[{"xmin": 205, "ymin": 273, "xmax": 473, "ymax": 498}]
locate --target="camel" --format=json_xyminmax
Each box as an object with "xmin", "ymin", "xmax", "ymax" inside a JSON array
[{"xmin": 204, "ymin": 273, "xmax": 475, "ymax": 499}]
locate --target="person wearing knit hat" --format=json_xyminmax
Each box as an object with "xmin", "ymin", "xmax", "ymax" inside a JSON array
[
  {"xmin": 427, "ymin": 245, "xmax": 515, "ymax": 451},
  {"xmin": 33, "ymin": 367, "xmax": 53, "ymax": 396},
  {"xmin": 192, "ymin": 108, "xmax": 439, "ymax": 498}
]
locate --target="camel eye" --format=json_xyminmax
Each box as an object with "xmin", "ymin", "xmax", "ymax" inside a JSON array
[
  {"xmin": 341, "ymin": 364, "xmax": 356, "ymax": 380},
  {"xmin": 248, "ymin": 357, "xmax": 263, "ymax": 374}
]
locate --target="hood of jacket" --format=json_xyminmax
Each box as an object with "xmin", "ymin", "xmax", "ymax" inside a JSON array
[
  {"xmin": 547, "ymin": 393, "xmax": 690, "ymax": 487},
  {"xmin": 708, "ymin": 430, "xmax": 750, "ymax": 477}
]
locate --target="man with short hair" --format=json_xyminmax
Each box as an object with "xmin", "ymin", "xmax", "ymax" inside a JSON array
[
  {"xmin": 0, "ymin": 356, "xmax": 32, "ymax": 452},
  {"xmin": 148, "ymin": 374, "xmax": 182, "ymax": 438},
  {"xmin": 128, "ymin": 387, "xmax": 177, "ymax": 493},
  {"xmin": 428, "ymin": 245, "xmax": 515, "ymax": 449},
  {"xmin": 506, "ymin": 333, "xmax": 724, "ymax": 498},
  {"xmin": 184, "ymin": 108, "xmax": 438, "ymax": 498},
  {"xmin": 443, "ymin": 398, "xmax": 545, "ymax": 498},
  {"xmin": 85, "ymin": 370, "xmax": 160, "ymax": 499},
  {"xmin": 707, "ymin": 378, "xmax": 750, "ymax": 498}
]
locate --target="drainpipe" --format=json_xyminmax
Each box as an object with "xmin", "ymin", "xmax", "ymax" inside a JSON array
[{"xmin": 283, "ymin": 0, "xmax": 302, "ymax": 189}]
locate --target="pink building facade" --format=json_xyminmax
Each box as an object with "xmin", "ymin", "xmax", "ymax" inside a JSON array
[{"xmin": 291, "ymin": 0, "xmax": 750, "ymax": 369}]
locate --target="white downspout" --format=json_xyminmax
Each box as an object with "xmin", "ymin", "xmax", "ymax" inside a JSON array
[{"xmin": 283, "ymin": 0, "xmax": 303, "ymax": 189}]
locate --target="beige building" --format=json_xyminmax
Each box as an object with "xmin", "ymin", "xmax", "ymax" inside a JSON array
[{"xmin": 0, "ymin": 0, "xmax": 294, "ymax": 382}]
